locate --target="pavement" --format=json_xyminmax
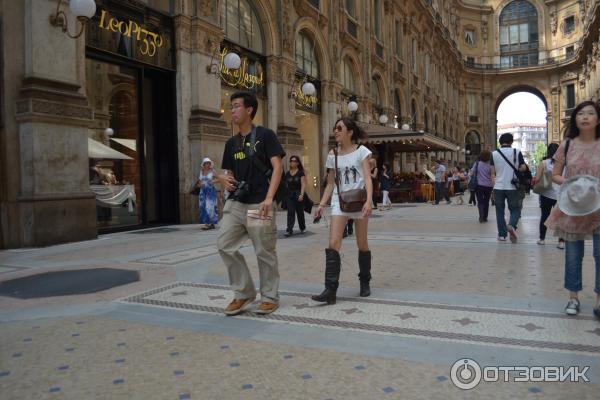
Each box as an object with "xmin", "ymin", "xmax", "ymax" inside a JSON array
[{"xmin": 1, "ymin": 194, "xmax": 599, "ymax": 399}]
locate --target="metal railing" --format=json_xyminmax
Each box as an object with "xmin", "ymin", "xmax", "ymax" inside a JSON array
[{"xmin": 464, "ymin": 51, "xmax": 578, "ymax": 71}]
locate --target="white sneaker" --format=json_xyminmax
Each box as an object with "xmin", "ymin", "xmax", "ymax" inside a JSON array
[
  {"xmin": 537, "ymin": 239, "xmax": 545, "ymax": 245},
  {"xmin": 507, "ymin": 225, "xmax": 518, "ymax": 243},
  {"xmin": 497, "ymin": 236, "xmax": 507, "ymax": 241},
  {"xmin": 565, "ymin": 298, "xmax": 580, "ymax": 316},
  {"xmin": 557, "ymin": 241, "xmax": 565, "ymax": 250}
]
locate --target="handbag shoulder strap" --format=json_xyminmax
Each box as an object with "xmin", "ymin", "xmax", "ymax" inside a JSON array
[
  {"xmin": 333, "ymin": 147, "xmax": 344, "ymax": 204},
  {"xmin": 496, "ymin": 148, "xmax": 519, "ymax": 174}
]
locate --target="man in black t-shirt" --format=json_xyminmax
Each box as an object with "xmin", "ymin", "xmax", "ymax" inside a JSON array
[{"xmin": 216, "ymin": 91, "xmax": 285, "ymax": 316}]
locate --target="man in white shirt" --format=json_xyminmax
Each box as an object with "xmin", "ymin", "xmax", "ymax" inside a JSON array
[
  {"xmin": 490, "ymin": 133, "xmax": 527, "ymax": 243},
  {"xmin": 431, "ymin": 160, "xmax": 450, "ymax": 205}
]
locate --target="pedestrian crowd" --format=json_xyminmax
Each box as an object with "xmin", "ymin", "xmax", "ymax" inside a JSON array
[{"xmin": 196, "ymin": 91, "xmax": 600, "ymax": 322}]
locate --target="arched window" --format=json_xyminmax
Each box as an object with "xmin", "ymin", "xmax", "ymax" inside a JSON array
[
  {"xmin": 434, "ymin": 115, "xmax": 438, "ymax": 134},
  {"xmin": 499, "ymin": 0, "xmax": 538, "ymax": 68},
  {"xmin": 295, "ymin": 31, "xmax": 319, "ymax": 78},
  {"xmin": 341, "ymin": 58, "xmax": 355, "ymax": 92},
  {"xmin": 221, "ymin": 0, "xmax": 264, "ymax": 54},
  {"xmin": 424, "ymin": 109, "xmax": 429, "ymax": 132}
]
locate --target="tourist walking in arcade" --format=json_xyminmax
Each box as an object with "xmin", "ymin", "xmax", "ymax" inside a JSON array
[
  {"xmin": 312, "ymin": 117, "xmax": 374, "ymax": 304},
  {"xmin": 284, "ymin": 155, "xmax": 307, "ymax": 237},
  {"xmin": 532, "ymin": 143, "xmax": 564, "ymax": 248},
  {"xmin": 217, "ymin": 91, "xmax": 285, "ymax": 316},
  {"xmin": 196, "ymin": 158, "xmax": 219, "ymax": 230},
  {"xmin": 472, "ymin": 150, "xmax": 493, "ymax": 222},
  {"xmin": 545, "ymin": 100, "xmax": 600, "ymax": 319}
]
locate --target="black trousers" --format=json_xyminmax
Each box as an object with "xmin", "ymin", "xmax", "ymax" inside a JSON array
[
  {"xmin": 286, "ymin": 195, "xmax": 306, "ymax": 232},
  {"xmin": 539, "ymin": 195, "xmax": 557, "ymax": 240}
]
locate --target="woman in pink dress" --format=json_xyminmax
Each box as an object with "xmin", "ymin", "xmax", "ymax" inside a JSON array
[{"xmin": 546, "ymin": 100, "xmax": 600, "ymax": 318}]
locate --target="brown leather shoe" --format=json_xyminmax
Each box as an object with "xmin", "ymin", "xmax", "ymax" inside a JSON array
[
  {"xmin": 255, "ymin": 302, "xmax": 278, "ymax": 315},
  {"xmin": 224, "ymin": 297, "xmax": 255, "ymax": 316}
]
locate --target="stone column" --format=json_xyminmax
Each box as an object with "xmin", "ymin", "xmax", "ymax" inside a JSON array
[
  {"xmin": 1, "ymin": 0, "xmax": 95, "ymax": 248},
  {"xmin": 175, "ymin": 14, "xmax": 229, "ymax": 223}
]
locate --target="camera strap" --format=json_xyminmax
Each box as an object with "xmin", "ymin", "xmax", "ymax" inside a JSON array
[{"xmin": 496, "ymin": 147, "xmax": 520, "ymax": 177}]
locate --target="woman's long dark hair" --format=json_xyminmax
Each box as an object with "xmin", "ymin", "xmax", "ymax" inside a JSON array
[
  {"xmin": 544, "ymin": 142, "xmax": 559, "ymax": 162},
  {"xmin": 289, "ymin": 155, "xmax": 304, "ymax": 171},
  {"xmin": 334, "ymin": 117, "xmax": 367, "ymax": 143},
  {"xmin": 565, "ymin": 100, "xmax": 600, "ymax": 139}
]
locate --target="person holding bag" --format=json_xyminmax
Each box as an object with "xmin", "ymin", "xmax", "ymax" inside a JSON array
[
  {"xmin": 545, "ymin": 100, "xmax": 600, "ymax": 318},
  {"xmin": 532, "ymin": 143, "xmax": 564, "ymax": 248},
  {"xmin": 312, "ymin": 118, "xmax": 373, "ymax": 304}
]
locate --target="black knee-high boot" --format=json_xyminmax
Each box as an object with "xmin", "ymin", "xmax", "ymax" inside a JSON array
[
  {"xmin": 358, "ymin": 250, "xmax": 371, "ymax": 297},
  {"xmin": 311, "ymin": 249, "xmax": 341, "ymax": 304}
]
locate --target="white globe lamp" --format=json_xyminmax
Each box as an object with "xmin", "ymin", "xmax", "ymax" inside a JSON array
[
  {"xmin": 301, "ymin": 82, "xmax": 316, "ymax": 96},
  {"xmin": 70, "ymin": 0, "xmax": 97, "ymax": 19},
  {"xmin": 347, "ymin": 101, "xmax": 358, "ymax": 112},
  {"xmin": 379, "ymin": 114, "xmax": 388, "ymax": 124},
  {"xmin": 401, "ymin": 123, "xmax": 411, "ymax": 131},
  {"xmin": 104, "ymin": 128, "xmax": 114, "ymax": 137},
  {"xmin": 223, "ymin": 52, "xmax": 241, "ymax": 69}
]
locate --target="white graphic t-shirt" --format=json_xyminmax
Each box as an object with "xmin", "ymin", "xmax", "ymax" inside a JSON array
[{"xmin": 326, "ymin": 145, "xmax": 372, "ymax": 197}]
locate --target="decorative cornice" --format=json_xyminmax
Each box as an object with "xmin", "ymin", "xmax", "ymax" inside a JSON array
[{"xmin": 15, "ymin": 77, "xmax": 93, "ymax": 126}]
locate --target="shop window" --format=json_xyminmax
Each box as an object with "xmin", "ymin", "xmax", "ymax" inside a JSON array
[
  {"xmin": 221, "ymin": 0, "xmax": 264, "ymax": 54},
  {"xmin": 87, "ymin": 60, "xmax": 141, "ymax": 228},
  {"xmin": 295, "ymin": 31, "xmax": 319, "ymax": 78}
]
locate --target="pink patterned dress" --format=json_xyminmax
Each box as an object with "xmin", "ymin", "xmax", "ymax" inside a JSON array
[{"xmin": 545, "ymin": 138, "xmax": 600, "ymax": 240}]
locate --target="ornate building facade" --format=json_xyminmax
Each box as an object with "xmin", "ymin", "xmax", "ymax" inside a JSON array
[{"xmin": 1, "ymin": 0, "xmax": 599, "ymax": 248}]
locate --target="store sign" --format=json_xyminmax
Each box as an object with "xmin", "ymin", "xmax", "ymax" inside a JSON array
[
  {"xmin": 293, "ymin": 76, "xmax": 320, "ymax": 113},
  {"xmin": 86, "ymin": 5, "xmax": 174, "ymax": 70},
  {"xmin": 220, "ymin": 47, "xmax": 265, "ymax": 90},
  {"xmin": 98, "ymin": 10, "xmax": 164, "ymax": 57}
]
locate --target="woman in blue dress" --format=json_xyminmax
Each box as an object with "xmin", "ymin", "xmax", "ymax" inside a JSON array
[{"xmin": 197, "ymin": 157, "xmax": 219, "ymax": 230}]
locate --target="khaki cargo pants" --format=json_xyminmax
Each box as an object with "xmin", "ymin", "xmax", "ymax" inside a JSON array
[{"xmin": 217, "ymin": 200, "xmax": 279, "ymax": 303}]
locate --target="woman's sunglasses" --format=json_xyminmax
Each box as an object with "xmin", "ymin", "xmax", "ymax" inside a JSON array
[{"xmin": 333, "ymin": 125, "xmax": 344, "ymax": 132}]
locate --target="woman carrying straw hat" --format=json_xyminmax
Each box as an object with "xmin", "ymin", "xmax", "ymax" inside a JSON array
[
  {"xmin": 546, "ymin": 100, "xmax": 600, "ymax": 319},
  {"xmin": 197, "ymin": 157, "xmax": 219, "ymax": 230}
]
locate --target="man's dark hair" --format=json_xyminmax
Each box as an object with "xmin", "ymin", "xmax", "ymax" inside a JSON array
[
  {"xmin": 499, "ymin": 133, "xmax": 513, "ymax": 145},
  {"xmin": 565, "ymin": 100, "xmax": 600, "ymax": 139},
  {"xmin": 230, "ymin": 91, "xmax": 258, "ymax": 119}
]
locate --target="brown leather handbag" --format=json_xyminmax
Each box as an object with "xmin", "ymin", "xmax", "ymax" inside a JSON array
[{"xmin": 334, "ymin": 147, "xmax": 367, "ymax": 213}]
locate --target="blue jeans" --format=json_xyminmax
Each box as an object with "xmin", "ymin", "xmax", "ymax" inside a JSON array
[
  {"xmin": 565, "ymin": 234, "xmax": 600, "ymax": 294},
  {"xmin": 435, "ymin": 182, "xmax": 449, "ymax": 204},
  {"xmin": 493, "ymin": 189, "xmax": 523, "ymax": 238}
]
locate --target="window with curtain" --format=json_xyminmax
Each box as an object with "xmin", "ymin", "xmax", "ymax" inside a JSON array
[
  {"xmin": 499, "ymin": 0, "xmax": 538, "ymax": 68},
  {"xmin": 467, "ymin": 94, "xmax": 477, "ymax": 116},
  {"xmin": 374, "ymin": 0, "xmax": 382, "ymax": 41},
  {"xmin": 394, "ymin": 90, "xmax": 401, "ymax": 125},
  {"xmin": 341, "ymin": 59, "xmax": 355, "ymax": 92},
  {"xmin": 345, "ymin": 0, "xmax": 356, "ymax": 18},
  {"xmin": 395, "ymin": 21, "xmax": 402, "ymax": 57},
  {"xmin": 412, "ymin": 39, "xmax": 417, "ymax": 72},
  {"xmin": 295, "ymin": 31, "xmax": 319, "ymax": 78},
  {"xmin": 221, "ymin": 0, "xmax": 264, "ymax": 54},
  {"xmin": 424, "ymin": 109, "xmax": 429, "ymax": 131},
  {"xmin": 425, "ymin": 54, "xmax": 430, "ymax": 83},
  {"xmin": 411, "ymin": 99, "xmax": 417, "ymax": 130}
]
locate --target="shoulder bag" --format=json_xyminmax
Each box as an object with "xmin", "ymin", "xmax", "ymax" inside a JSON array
[
  {"xmin": 334, "ymin": 147, "xmax": 367, "ymax": 213},
  {"xmin": 532, "ymin": 161, "xmax": 552, "ymax": 194},
  {"xmin": 496, "ymin": 148, "xmax": 531, "ymax": 191},
  {"xmin": 468, "ymin": 161, "xmax": 478, "ymax": 191}
]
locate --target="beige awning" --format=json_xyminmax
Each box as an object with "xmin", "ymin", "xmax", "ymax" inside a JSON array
[
  {"xmin": 88, "ymin": 138, "xmax": 133, "ymax": 160},
  {"xmin": 110, "ymin": 138, "xmax": 137, "ymax": 152},
  {"xmin": 357, "ymin": 122, "xmax": 459, "ymax": 152}
]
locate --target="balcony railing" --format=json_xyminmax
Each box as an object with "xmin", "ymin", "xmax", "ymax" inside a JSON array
[{"xmin": 464, "ymin": 52, "xmax": 578, "ymax": 71}]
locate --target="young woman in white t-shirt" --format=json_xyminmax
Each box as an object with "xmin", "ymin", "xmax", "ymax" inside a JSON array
[{"xmin": 312, "ymin": 118, "xmax": 374, "ymax": 304}]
